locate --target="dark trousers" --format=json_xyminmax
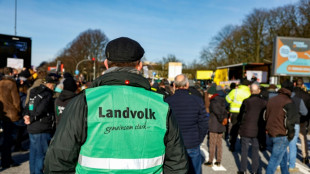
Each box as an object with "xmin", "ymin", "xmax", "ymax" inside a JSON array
[
  {"xmin": 229, "ymin": 113, "xmax": 239, "ymax": 148},
  {"xmin": 1, "ymin": 120, "xmax": 16, "ymax": 167},
  {"xmin": 240, "ymin": 137, "xmax": 259, "ymax": 173}
]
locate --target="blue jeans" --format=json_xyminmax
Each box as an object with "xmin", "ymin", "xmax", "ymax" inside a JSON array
[
  {"xmin": 29, "ymin": 133, "xmax": 52, "ymax": 174},
  {"xmin": 186, "ymin": 146, "xmax": 202, "ymax": 174},
  {"xmin": 288, "ymin": 124, "xmax": 300, "ymax": 168},
  {"xmin": 266, "ymin": 136, "xmax": 289, "ymax": 174}
]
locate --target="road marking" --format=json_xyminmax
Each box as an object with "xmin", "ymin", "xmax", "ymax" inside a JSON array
[
  {"xmin": 200, "ymin": 145, "xmax": 227, "ymax": 171},
  {"xmin": 295, "ymin": 163, "xmax": 310, "ymax": 174}
]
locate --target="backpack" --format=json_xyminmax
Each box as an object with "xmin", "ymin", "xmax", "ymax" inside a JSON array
[{"xmin": 28, "ymin": 85, "xmax": 55, "ymax": 127}]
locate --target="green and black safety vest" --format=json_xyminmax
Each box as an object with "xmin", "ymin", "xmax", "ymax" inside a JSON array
[{"xmin": 75, "ymin": 85, "xmax": 168, "ymax": 174}]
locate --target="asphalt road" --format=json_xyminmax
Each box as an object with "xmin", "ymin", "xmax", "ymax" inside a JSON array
[{"xmin": 1, "ymin": 135, "xmax": 310, "ymax": 174}]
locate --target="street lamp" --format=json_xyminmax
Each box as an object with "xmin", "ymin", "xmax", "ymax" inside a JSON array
[{"xmin": 75, "ymin": 59, "xmax": 91, "ymax": 75}]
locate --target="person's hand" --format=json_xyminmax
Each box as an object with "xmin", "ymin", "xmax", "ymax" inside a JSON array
[{"xmin": 24, "ymin": 115, "xmax": 30, "ymax": 125}]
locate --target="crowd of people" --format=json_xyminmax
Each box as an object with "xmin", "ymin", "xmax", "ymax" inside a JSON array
[
  {"xmin": 0, "ymin": 37, "xmax": 309, "ymax": 174},
  {"xmin": 0, "ymin": 65, "xmax": 88, "ymax": 172}
]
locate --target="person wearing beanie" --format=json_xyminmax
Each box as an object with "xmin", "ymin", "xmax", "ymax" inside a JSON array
[
  {"xmin": 204, "ymin": 85, "xmax": 227, "ymax": 167},
  {"xmin": 54, "ymin": 77, "xmax": 77, "ymax": 126},
  {"xmin": 44, "ymin": 37, "xmax": 188, "ymax": 174}
]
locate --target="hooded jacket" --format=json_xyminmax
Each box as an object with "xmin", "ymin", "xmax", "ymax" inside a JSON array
[
  {"xmin": 44, "ymin": 68, "xmax": 188, "ymax": 174},
  {"xmin": 24, "ymin": 84, "xmax": 55, "ymax": 134},
  {"xmin": 0, "ymin": 76, "xmax": 21, "ymax": 122},
  {"xmin": 293, "ymin": 87, "xmax": 310, "ymax": 123},
  {"xmin": 25, "ymin": 78, "xmax": 44, "ymax": 104},
  {"xmin": 54, "ymin": 90, "xmax": 76, "ymax": 126},
  {"xmin": 265, "ymin": 88, "xmax": 298, "ymax": 140}
]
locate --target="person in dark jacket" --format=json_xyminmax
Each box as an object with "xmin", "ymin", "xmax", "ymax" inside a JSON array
[
  {"xmin": 294, "ymin": 78, "xmax": 310, "ymax": 164},
  {"xmin": 44, "ymin": 37, "xmax": 188, "ymax": 174},
  {"xmin": 23, "ymin": 76, "xmax": 56, "ymax": 174},
  {"xmin": 54, "ymin": 76, "xmax": 77, "ymax": 126},
  {"xmin": 204, "ymin": 85, "xmax": 227, "ymax": 167},
  {"xmin": 165, "ymin": 74, "xmax": 208, "ymax": 174},
  {"xmin": 237, "ymin": 82, "xmax": 267, "ymax": 174},
  {"xmin": 156, "ymin": 79, "xmax": 173, "ymax": 98},
  {"xmin": 265, "ymin": 80, "xmax": 298, "ymax": 174},
  {"xmin": 287, "ymin": 90, "xmax": 308, "ymax": 172}
]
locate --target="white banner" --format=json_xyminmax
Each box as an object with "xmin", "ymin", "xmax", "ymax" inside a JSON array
[
  {"xmin": 7, "ymin": 58, "xmax": 24, "ymax": 69},
  {"xmin": 246, "ymin": 70, "xmax": 267, "ymax": 83}
]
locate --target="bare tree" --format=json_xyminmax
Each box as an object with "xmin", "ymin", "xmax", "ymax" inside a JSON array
[
  {"xmin": 54, "ymin": 29, "xmax": 109, "ymax": 76},
  {"xmin": 298, "ymin": 0, "xmax": 310, "ymax": 37}
]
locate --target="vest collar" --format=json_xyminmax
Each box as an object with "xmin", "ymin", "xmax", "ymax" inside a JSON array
[{"xmin": 90, "ymin": 70, "xmax": 150, "ymax": 90}]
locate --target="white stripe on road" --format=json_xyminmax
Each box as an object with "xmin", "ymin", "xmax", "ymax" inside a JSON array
[
  {"xmin": 200, "ymin": 145, "xmax": 227, "ymax": 171},
  {"xmin": 295, "ymin": 163, "xmax": 310, "ymax": 174}
]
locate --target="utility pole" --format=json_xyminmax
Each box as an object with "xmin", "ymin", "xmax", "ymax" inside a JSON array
[
  {"xmin": 92, "ymin": 57, "xmax": 96, "ymax": 81},
  {"xmin": 15, "ymin": 0, "xmax": 17, "ymax": 35}
]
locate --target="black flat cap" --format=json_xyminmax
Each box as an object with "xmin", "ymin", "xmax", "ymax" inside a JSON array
[{"xmin": 105, "ymin": 37, "xmax": 144, "ymax": 62}]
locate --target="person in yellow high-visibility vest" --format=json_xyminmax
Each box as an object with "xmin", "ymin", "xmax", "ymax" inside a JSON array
[{"xmin": 226, "ymin": 80, "xmax": 251, "ymax": 152}]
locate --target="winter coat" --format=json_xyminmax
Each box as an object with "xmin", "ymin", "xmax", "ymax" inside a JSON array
[
  {"xmin": 54, "ymin": 90, "xmax": 76, "ymax": 126},
  {"xmin": 293, "ymin": 87, "xmax": 310, "ymax": 123},
  {"xmin": 44, "ymin": 68, "xmax": 188, "ymax": 174},
  {"xmin": 24, "ymin": 84, "xmax": 55, "ymax": 134},
  {"xmin": 165, "ymin": 89, "xmax": 209, "ymax": 149},
  {"xmin": 291, "ymin": 92, "xmax": 308, "ymax": 124},
  {"xmin": 209, "ymin": 94, "xmax": 226, "ymax": 133},
  {"xmin": 25, "ymin": 78, "xmax": 43, "ymax": 105},
  {"xmin": 238, "ymin": 94, "xmax": 267, "ymax": 138},
  {"xmin": 265, "ymin": 88, "xmax": 298, "ymax": 140},
  {"xmin": 0, "ymin": 76, "xmax": 21, "ymax": 122}
]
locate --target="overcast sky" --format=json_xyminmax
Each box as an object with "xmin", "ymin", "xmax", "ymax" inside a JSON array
[{"xmin": 0, "ymin": 0, "xmax": 299, "ymax": 66}]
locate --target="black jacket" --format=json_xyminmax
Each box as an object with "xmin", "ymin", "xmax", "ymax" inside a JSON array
[
  {"xmin": 294, "ymin": 87, "xmax": 310, "ymax": 123},
  {"xmin": 238, "ymin": 94, "xmax": 267, "ymax": 138},
  {"xmin": 165, "ymin": 89, "xmax": 209, "ymax": 149},
  {"xmin": 24, "ymin": 84, "xmax": 55, "ymax": 134},
  {"xmin": 209, "ymin": 94, "xmax": 227, "ymax": 133},
  {"xmin": 44, "ymin": 68, "xmax": 188, "ymax": 174},
  {"xmin": 54, "ymin": 90, "xmax": 76, "ymax": 126}
]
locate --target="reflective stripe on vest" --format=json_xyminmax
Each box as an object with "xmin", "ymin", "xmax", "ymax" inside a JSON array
[
  {"xmin": 230, "ymin": 107, "xmax": 240, "ymax": 113},
  {"xmin": 76, "ymin": 85, "xmax": 168, "ymax": 173},
  {"xmin": 233, "ymin": 89, "xmax": 242, "ymax": 105},
  {"xmin": 78, "ymin": 154, "xmax": 165, "ymax": 170}
]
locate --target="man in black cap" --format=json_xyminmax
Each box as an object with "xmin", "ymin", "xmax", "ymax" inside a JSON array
[
  {"xmin": 23, "ymin": 75, "xmax": 56, "ymax": 174},
  {"xmin": 44, "ymin": 37, "xmax": 188, "ymax": 174}
]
